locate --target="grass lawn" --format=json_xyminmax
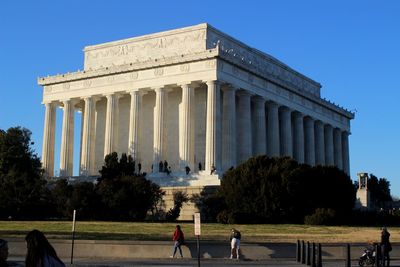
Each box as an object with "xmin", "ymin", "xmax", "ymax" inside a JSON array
[{"xmin": 0, "ymin": 221, "xmax": 397, "ymax": 244}]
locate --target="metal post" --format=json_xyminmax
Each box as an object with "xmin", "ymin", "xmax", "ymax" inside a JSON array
[
  {"xmin": 306, "ymin": 241, "xmax": 310, "ymax": 266},
  {"xmin": 296, "ymin": 240, "xmax": 301, "ymax": 262},
  {"xmin": 346, "ymin": 244, "xmax": 351, "ymax": 267},
  {"xmin": 70, "ymin": 210, "xmax": 76, "ymax": 264},
  {"xmin": 311, "ymin": 242, "xmax": 316, "ymax": 267},
  {"xmin": 382, "ymin": 244, "xmax": 386, "ymax": 267},
  {"xmin": 317, "ymin": 243, "xmax": 322, "ymax": 267},
  {"xmin": 301, "ymin": 240, "xmax": 306, "ymax": 264},
  {"xmin": 375, "ymin": 244, "xmax": 380, "ymax": 267},
  {"xmin": 197, "ymin": 235, "xmax": 200, "ymax": 267}
]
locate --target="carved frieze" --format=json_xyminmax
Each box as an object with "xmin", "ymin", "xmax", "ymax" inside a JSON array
[
  {"xmin": 129, "ymin": 72, "xmax": 139, "ymax": 80},
  {"xmin": 154, "ymin": 68, "xmax": 164, "ymax": 76},
  {"xmin": 180, "ymin": 64, "xmax": 190, "ymax": 73},
  {"xmin": 85, "ymin": 29, "xmax": 206, "ymax": 70},
  {"xmin": 83, "ymin": 80, "xmax": 92, "ymax": 87},
  {"xmin": 63, "ymin": 83, "xmax": 70, "ymax": 90}
]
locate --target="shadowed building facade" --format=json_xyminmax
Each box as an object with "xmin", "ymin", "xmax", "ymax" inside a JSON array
[{"xmin": 38, "ymin": 23, "xmax": 354, "ymax": 186}]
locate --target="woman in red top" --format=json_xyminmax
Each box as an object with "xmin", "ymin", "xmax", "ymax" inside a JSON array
[{"xmin": 171, "ymin": 225, "xmax": 184, "ymax": 258}]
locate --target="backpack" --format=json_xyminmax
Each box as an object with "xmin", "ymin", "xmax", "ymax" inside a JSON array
[{"xmin": 233, "ymin": 231, "xmax": 241, "ymax": 239}]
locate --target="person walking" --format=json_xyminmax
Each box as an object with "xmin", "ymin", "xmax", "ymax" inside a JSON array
[
  {"xmin": 170, "ymin": 225, "xmax": 184, "ymax": 258},
  {"xmin": 25, "ymin": 229, "xmax": 65, "ymax": 267},
  {"xmin": 230, "ymin": 228, "xmax": 241, "ymax": 260},
  {"xmin": 381, "ymin": 227, "xmax": 391, "ymax": 267}
]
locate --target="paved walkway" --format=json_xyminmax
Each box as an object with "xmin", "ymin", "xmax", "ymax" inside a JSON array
[{"xmin": 9, "ymin": 257, "xmax": 400, "ymax": 266}]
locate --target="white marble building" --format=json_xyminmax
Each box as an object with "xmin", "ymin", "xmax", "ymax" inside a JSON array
[{"xmin": 38, "ymin": 23, "xmax": 354, "ymax": 186}]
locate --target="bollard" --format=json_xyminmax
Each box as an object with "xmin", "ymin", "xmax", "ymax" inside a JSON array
[
  {"xmin": 296, "ymin": 240, "xmax": 301, "ymax": 262},
  {"xmin": 311, "ymin": 242, "xmax": 316, "ymax": 267},
  {"xmin": 375, "ymin": 243, "xmax": 380, "ymax": 267},
  {"xmin": 317, "ymin": 243, "xmax": 322, "ymax": 267},
  {"xmin": 345, "ymin": 244, "xmax": 351, "ymax": 267},
  {"xmin": 306, "ymin": 241, "xmax": 311, "ymax": 266},
  {"xmin": 301, "ymin": 240, "xmax": 306, "ymax": 264}
]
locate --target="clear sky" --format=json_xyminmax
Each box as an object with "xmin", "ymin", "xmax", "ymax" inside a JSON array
[{"xmin": 1, "ymin": 1, "xmax": 399, "ymax": 195}]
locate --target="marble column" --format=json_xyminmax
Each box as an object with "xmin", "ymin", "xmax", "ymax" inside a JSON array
[
  {"xmin": 42, "ymin": 102, "xmax": 56, "ymax": 177},
  {"xmin": 222, "ymin": 85, "xmax": 236, "ymax": 171},
  {"xmin": 342, "ymin": 131, "xmax": 350, "ymax": 175},
  {"xmin": 314, "ymin": 120, "xmax": 325, "ymax": 165},
  {"xmin": 304, "ymin": 116, "xmax": 316, "ymax": 166},
  {"xmin": 333, "ymin": 128, "xmax": 343, "ymax": 169},
  {"xmin": 237, "ymin": 90, "xmax": 252, "ymax": 164},
  {"xmin": 128, "ymin": 90, "xmax": 145, "ymax": 163},
  {"xmin": 252, "ymin": 96, "xmax": 266, "ymax": 156},
  {"xmin": 324, "ymin": 124, "xmax": 334, "ymax": 166},
  {"xmin": 80, "ymin": 97, "xmax": 96, "ymax": 176},
  {"xmin": 60, "ymin": 99, "xmax": 75, "ymax": 177},
  {"xmin": 266, "ymin": 101, "xmax": 280, "ymax": 157},
  {"xmin": 153, "ymin": 87, "xmax": 167, "ymax": 172},
  {"xmin": 179, "ymin": 84, "xmax": 195, "ymax": 171},
  {"xmin": 104, "ymin": 94, "xmax": 119, "ymax": 157},
  {"xmin": 279, "ymin": 106, "xmax": 292, "ymax": 157},
  {"xmin": 293, "ymin": 112, "xmax": 304, "ymax": 163},
  {"xmin": 205, "ymin": 80, "xmax": 221, "ymax": 173}
]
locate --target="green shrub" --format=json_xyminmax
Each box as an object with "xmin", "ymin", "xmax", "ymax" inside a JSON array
[{"xmin": 304, "ymin": 208, "xmax": 337, "ymax": 225}]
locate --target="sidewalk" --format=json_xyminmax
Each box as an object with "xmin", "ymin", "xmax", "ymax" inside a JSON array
[{"xmin": 9, "ymin": 257, "xmax": 400, "ymax": 267}]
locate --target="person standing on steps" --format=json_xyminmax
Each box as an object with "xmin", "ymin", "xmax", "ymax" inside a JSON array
[{"xmin": 170, "ymin": 225, "xmax": 184, "ymax": 258}]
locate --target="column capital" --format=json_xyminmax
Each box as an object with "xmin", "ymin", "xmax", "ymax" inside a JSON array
[
  {"xmin": 252, "ymin": 95, "xmax": 266, "ymax": 103},
  {"xmin": 205, "ymin": 80, "xmax": 221, "ymax": 87},
  {"xmin": 221, "ymin": 83, "xmax": 238, "ymax": 92},
  {"xmin": 104, "ymin": 92, "xmax": 123, "ymax": 99},
  {"xmin": 304, "ymin": 116, "xmax": 315, "ymax": 122},
  {"xmin": 279, "ymin": 105, "xmax": 292, "ymax": 113},
  {"xmin": 82, "ymin": 95, "xmax": 101, "ymax": 102},
  {"xmin": 292, "ymin": 110, "xmax": 304, "ymax": 118},
  {"xmin": 266, "ymin": 101, "xmax": 279, "ymax": 108},
  {"xmin": 128, "ymin": 89, "xmax": 148, "ymax": 96},
  {"xmin": 236, "ymin": 89, "xmax": 253, "ymax": 97}
]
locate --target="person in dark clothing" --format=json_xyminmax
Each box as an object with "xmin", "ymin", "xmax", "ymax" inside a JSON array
[
  {"xmin": 170, "ymin": 225, "xmax": 184, "ymax": 258},
  {"xmin": 25, "ymin": 229, "xmax": 65, "ymax": 267},
  {"xmin": 0, "ymin": 239, "xmax": 9, "ymax": 267},
  {"xmin": 0, "ymin": 239, "xmax": 21, "ymax": 267},
  {"xmin": 185, "ymin": 166, "xmax": 190, "ymax": 175},
  {"xmin": 381, "ymin": 227, "xmax": 391, "ymax": 266}
]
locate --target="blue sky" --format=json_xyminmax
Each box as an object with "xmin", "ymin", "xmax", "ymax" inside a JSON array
[{"xmin": 1, "ymin": 1, "xmax": 399, "ymax": 196}]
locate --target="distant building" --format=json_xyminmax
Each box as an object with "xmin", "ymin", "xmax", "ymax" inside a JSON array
[{"xmin": 355, "ymin": 172, "xmax": 371, "ymax": 210}]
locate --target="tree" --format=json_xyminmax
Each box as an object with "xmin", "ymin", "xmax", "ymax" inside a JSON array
[
  {"xmin": 96, "ymin": 152, "xmax": 164, "ymax": 220},
  {"xmin": 368, "ymin": 174, "xmax": 392, "ymax": 209},
  {"xmin": 0, "ymin": 127, "xmax": 48, "ymax": 219},
  {"xmin": 207, "ymin": 155, "xmax": 356, "ymax": 224},
  {"xmin": 165, "ymin": 191, "xmax": 189, "ymax": 221}
]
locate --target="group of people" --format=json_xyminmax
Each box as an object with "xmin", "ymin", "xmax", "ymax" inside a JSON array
[
  {"xmin": 0, "ymin": 230, "xmax": 65, "ymax": 267},
  {"xmin": 169, "ymin": 225, "xmax": 242, "ymax": 260},
  {"xmin": 0, "ymin": 227, "xmax": 392, "ymax": 264}
]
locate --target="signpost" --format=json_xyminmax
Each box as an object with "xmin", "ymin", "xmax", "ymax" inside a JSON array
[
  {"xmin": 194, "ymin": 213, "xmax": 201, "ymax": 267},
  {"xmin": 71, "ymin": 209, "xmax": 76, "ymax": 264}
]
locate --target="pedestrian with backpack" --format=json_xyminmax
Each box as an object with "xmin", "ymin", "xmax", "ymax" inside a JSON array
[{"xmin": 230, "ymin": 228, "xmax": 241, "ymax": 259}]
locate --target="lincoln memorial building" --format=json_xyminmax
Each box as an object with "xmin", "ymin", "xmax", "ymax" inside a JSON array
[{"xmin": 38, "ymin": 23, "xmax": 354, "ymax": 187}]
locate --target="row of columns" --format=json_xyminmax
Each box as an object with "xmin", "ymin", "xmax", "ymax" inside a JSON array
[{"xmin": 42, "ymin": 80, "xmax": 350, "ymax": 177}]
